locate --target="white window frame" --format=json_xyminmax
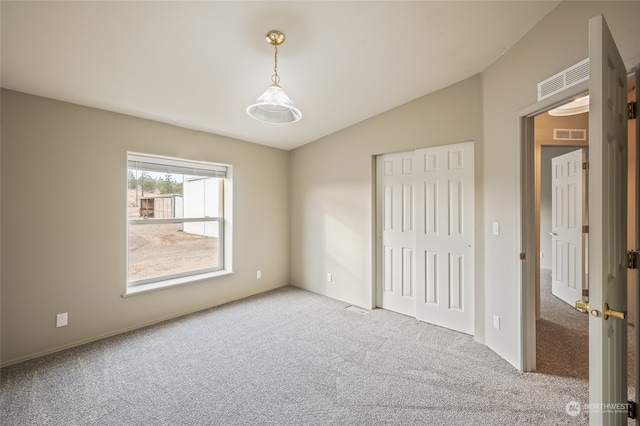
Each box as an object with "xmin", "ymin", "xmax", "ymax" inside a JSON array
[{"xmin": 125, "ymin": 152, "xmax": 232, "ymax": 295}]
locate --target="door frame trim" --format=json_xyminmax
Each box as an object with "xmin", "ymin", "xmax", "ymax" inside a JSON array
[
  {"xmin": 519, "ymin": 64, "xmax": 640, "ymax": 372},
  {"xmin": 517, "ymin": 81, "xmax": 588, "ymax": 372}
]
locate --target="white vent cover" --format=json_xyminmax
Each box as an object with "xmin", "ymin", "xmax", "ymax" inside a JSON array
[
  {"xmin": 538, "ymin": 58, "xmax": 589, "ymax": 101},
  {"xmin": 346, "ymin": 306, "xmax": 369, "ymax": 316},
  {"xmin": 554, "ymin": 128, "xmax": 587, "ymax": 141}
]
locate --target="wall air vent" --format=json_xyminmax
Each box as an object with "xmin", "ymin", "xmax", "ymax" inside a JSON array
[
  {"xmin": 554, "ymin": 128, "xmax": 587, "ymax": 141},
  {"xmin": 538, "ymin": 58, "xmax": 589, "ymax": 101}
]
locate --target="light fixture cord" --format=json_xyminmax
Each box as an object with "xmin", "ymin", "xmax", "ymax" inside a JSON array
[{"xmin": 271, "ymin": 44, "xmax": 280, "ymax": 85}]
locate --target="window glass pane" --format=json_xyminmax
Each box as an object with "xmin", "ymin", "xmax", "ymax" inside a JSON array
[
  {"xmin": 128, "ymin": 221, "xmax": 220, "ymax": 282},
  {"xmin": 127, "ymin": 153, "xmax": 228, "ymax": 286}
]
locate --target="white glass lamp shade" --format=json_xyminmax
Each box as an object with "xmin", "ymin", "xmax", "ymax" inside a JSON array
[{"xmin": 247, "ymin": 84, "xmax": 302, "ymax": 124}]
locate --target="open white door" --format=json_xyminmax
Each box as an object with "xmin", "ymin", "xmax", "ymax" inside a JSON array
[
  {"xmin": 376, "ymin": 151, "xmax": 416, "ymax": 317},
  {"xmin": 414, "ymin": 142, "xmax": 474, "ymax": 335},
  {"xmin": 551, "ymin": 149, "xmax": 586, "ymax": 307},
  {"xmin": 588, "ymin": 15, "xmax": 629, "ymax": 425}
]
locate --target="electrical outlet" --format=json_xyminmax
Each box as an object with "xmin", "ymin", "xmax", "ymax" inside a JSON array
[
  {"xmin": 257, "ymin": 270, "xmax": 262, "ymax": 279},
  {"xmin": 327, "ymin": 273, "xmax": 332, "ymax": 282},
  {"xmin": 493, "ymin": 315, "xmax": 500, "ymax": 330},
  {"xmin": 56, "ymin": 312, "xmax": 68, "ymax": 328}
]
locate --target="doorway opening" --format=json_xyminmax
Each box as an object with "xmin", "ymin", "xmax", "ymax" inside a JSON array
[
  {"xmin": 535, "ymin": 109, "xmax": 590, "ymax": 379},
  {"xmin": 520, "ymin": 75, "xmax": 637, "ymax": 386}
]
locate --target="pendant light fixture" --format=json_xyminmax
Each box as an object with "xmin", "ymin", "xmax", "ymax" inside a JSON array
[
  {"xmin": 548, "ymin": 95, "xmax": 590, "ymax": 116},
  {"xmin": 247, "ymin": 30, "xmax": 302, "ymax": 124}
]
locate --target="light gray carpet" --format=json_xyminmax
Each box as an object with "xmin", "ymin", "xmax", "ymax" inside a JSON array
[
  {"xmin": 537, "ymin": 268, "xmax": 590, "ymax": 379},
  {"xmin": 0, "ymin": 284, "xmax": 627, "ymax": 425},
  {"xmin": 537, "ymin": 268, "xmax": 637, "ymax": 387}
]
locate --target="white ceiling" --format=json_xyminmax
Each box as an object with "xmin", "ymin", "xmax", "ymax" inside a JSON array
[{"xmin": 1, "ymin": 1, "xmax": 560, "ymax": 151}]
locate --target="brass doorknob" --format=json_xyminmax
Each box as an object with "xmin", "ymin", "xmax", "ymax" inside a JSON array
[
  {"xmin": 603, "ymin": 303, "xmax": 626, "ymax": 320},
  {"xmin": 575, "ymin": 300, "xmax": 589, "ymax": 313}
]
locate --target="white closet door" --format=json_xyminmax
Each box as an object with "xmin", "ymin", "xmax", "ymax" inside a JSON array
[
  {"xmin": 414, "ymin": 142, "xmax": 475, "ymax": 335},
  {"xmin": 376, "ymin": 151, "xmax": 416, "ymax": 317}
]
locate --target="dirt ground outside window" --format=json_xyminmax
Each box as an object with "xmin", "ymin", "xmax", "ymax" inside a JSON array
[{"xmin": 127, "ymin": 190, "xmax": 219, "ymax": 282}]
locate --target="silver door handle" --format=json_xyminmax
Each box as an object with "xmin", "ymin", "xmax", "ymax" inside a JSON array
[{"xmin": 549, "ymin": 231, "xmax": 558, "ymax": 236}]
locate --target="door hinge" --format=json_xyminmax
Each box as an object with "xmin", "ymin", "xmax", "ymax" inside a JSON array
[
  {"xmin": 628, "ymin": 250, "xmax": 640, "ymax": 269},
  {"xmin": 582, "ymin": 225, "xmax": 589, "ymax": 233},
  {"xmin": 628, "ymin": 400, "xmax": 637, "ymax": 419},
  {"xmin": 520, "ymin": 252, "xmax": 526, "ymax": 260},
  {"xmin": 582, "ymin": 162, "xmax": 589, "ymax": 170},
  {"xmin": 629, "ymin": 102, "xmax": 637, "ymax": 120}
]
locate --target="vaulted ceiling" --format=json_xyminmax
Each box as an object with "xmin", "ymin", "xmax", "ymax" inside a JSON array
[{"xmin": 1, "ymin": 1, "xmax": 560, "ymax": 150}]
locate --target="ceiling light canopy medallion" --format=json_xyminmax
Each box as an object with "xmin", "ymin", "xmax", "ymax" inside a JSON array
[{"xmin": 247, "ymin": 30, "xmax": 302, "ymax": 124}]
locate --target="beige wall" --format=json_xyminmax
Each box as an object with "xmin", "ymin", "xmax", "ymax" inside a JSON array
[
  {"xmin": 1, "ymin": 90, "xmax": 290, "ymax": 365},
  {"xmin": 290, "ymin": 75, "xmax": 485, "ymax": 338},
  {"xmin": 290, "ymin": 1, "xmax": 640, "ymax": 369},
  {"xmin": 482, "ymin": 1, "xmax": 639, "ymax": 366},
  {"xmin": 3, "ymin": 1, "xmax": 640, "ymax": 371}
]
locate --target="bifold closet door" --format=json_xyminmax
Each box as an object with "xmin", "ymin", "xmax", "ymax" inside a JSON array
[
  {"xmin": 377, "ymin": 142, "xmax": 474, "ymax": 335},
  {"xmin": 376, "ymin": 151, "xmax": 416, "ymax": 317},
  {"xmin": 414, "ymin": 142, "xmax": 474, "ymax": 335}
]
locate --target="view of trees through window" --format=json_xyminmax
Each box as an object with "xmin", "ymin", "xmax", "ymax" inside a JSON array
[{"xmin": 128, "ymin": 171, "xmax": 184, "ymax": 197}]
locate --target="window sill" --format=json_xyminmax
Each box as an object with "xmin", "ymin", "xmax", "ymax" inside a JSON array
[{"xmin": 122, "ymin": 270, "xmax": 233, "ymax": 297}]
